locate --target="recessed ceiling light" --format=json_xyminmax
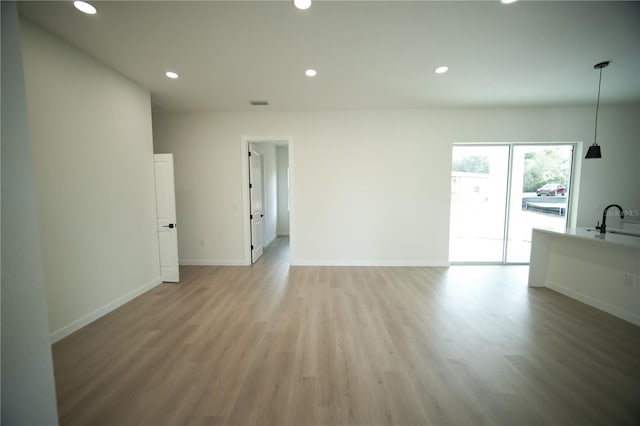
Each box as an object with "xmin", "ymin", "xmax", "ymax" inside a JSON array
[
  {"xmin": 165, "ymin": 71, "xmax": 179, "ymax": 79},
  {"xmin": 500, "ymin": 0, "xmax": 519, "ymax": 4},
  {"xmin": 294, "ymin": 0, "xmax": 312, "ymax": 10},
  {"xmin": 305, "ymin": 69, "xmax": 317, "ymax": 77},
  {"xmin": 435, "ymin": 66, "xmax": 449, "ymax": 74},
  {"xmin": 73, "ymin": 1, "xmax": 96, "ymax": 15}
]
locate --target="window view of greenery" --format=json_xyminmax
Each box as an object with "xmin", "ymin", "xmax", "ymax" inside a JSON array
[
  {"xmin": 452, "ymin": 149, "xmax": 570, "ymax": 193},
  {"xmin": 523, "ymin": 149, "xmax": 569, "ymax": 193},
  {"xmin": 452, "ymin": 155, "xmax": 489, "ymax": 174}
]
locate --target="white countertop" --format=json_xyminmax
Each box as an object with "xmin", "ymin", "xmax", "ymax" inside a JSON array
[{"xmin": 533, "ymin": 227, "xmax": 640, "ymax": 249}]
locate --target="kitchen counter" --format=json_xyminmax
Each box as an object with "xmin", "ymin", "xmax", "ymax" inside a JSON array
[
  {"xmin": 529, "ymin": 227, "xmax": 640, "ymax": 326},
  {"xmin": 533, "ymin": 227, "xmax": 640, "ymax": 249}
]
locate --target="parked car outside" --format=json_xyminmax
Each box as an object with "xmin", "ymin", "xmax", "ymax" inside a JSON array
[{"xmin": 536, "ymin": 183, "xmax": 566, "ymax": 196}]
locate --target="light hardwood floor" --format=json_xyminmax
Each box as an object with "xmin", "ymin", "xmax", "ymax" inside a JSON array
[{"xmin": 53, "ymin": 237, "xmax": 640, "ymax": 425}]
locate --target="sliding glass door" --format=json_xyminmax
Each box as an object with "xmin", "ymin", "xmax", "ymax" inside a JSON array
[
  {"xmin": 505, "ymin": 145, "xmax": 573, "ymax": 262},
  {"xmin": 449, "ymin": 146, "xmax": 509, "ymax": 262},
  {"xmin": 449, "ymin": 144, "xmax": 573, "ymax": 264}
]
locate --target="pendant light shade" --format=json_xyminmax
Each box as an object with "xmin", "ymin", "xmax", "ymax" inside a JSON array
[
  {"xmin": 585, "ymin": 61, "xmax": 610, "ymax": 159},
  {"xmin": 585, "ymin": 144, "xmax": 602, "ymax": 158}
]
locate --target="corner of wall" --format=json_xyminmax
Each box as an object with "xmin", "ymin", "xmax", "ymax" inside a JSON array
[{"xmin": 49, "ymin": 276, "xmax": 162, "ymax": 343}]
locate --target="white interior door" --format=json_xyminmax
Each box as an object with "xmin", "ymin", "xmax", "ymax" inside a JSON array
[
  {"xmin": 249, "ymin": 150, "xmax": 264, "ymax": 263},
  {"xmin": 154, "ymin": 153, "xmax": 180, "ymax": 282}
]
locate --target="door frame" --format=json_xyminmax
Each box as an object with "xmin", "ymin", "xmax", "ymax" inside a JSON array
[
  {"xmin": 240, "ymin": 136, "xmax": 294, "ymax": 265},
  {"xmin": 450, "ymin": 141, "xmax": 580, "ymax": 265}
]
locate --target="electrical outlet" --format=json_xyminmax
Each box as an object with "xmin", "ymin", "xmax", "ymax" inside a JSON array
[
  {"xmin": 200, "ymin": 239, "xmax": 206, "ymax": 247},
  {"xmin": 624, "ymin": 274, "xmax": 637, "ymax": 289}
]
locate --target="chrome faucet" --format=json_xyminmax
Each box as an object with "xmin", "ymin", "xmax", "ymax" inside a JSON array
[{"xmin": 596, "ymin": 204, "xmax": 625, "ymax": 234}]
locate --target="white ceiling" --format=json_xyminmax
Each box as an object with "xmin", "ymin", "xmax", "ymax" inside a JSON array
[{"xmin": 18, "ymin": 0, "xmax": 640, "ymax": 112}]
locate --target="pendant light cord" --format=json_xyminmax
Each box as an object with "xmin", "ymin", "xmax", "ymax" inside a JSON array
[{"xmin": 593, "ymin": 66, "xmax": 603, "ymax": 144}]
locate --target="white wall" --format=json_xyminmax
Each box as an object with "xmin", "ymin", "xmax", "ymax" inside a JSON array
[
  {"xmin": 276, "ymin": 145, "xmax": 290, "ymax": 236},
  {"xmin": 153, "ymin": 107, "xmax": 640, "ymax": 266},
  {"xmin": 1, "ymin": 3, "xmax": 59, "ymax": 423},
  {"xmin": 251, "ymin": 143, "xmax": 277, "ymax": 246},
  {"xmin": 580, "ymin": 107, "xmax": 640, "ymax": 224},
  {"xmin": 21, "ymin": 20, "xmax": 161, "ymax": 340}
]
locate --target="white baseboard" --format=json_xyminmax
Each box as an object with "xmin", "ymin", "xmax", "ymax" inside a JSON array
[
  {"xmin": 50, "ymin": 276, "xmax": 163, "ymax": 343},
  {"xmin": 180, "ymin": 259, "xmax": 248, "ymax": 266},
  {"xmin": 546, "ymin": 281, "xmax": 640, "ymax": 326},
  {"xmin": 290, "ymin": 259, "xmax": 449, "ymax": 267}
]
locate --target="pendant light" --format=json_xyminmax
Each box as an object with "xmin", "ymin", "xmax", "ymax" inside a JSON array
[{"xmin": 585, "ymin": 61, "xmax": 610, "ymax": 159}]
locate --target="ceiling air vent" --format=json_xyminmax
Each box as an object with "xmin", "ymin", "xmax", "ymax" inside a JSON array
[{"xmin": 249, "ymin": 100, "xmax": 269, "ymax": 106}]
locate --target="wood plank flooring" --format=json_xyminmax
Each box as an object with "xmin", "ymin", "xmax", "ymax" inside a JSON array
[{"xmin": 52, "ymin": 237, "xmax": 640, "ymax": 425}]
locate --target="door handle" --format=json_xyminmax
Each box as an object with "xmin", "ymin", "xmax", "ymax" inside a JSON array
[{"xmin": 162, "ymin": 224, "xmax": 176, "ymax": 229}]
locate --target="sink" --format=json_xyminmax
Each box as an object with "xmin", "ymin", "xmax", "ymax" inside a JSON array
[
  {"xmin": 584, "ymin": 228, "xmax": 640, "ymax": 238},
  {"xmin": 608, "ymin": 229, "xmax": 640, "ymax": 237}
]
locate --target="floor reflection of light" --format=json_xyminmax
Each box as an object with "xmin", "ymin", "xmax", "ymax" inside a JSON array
[{"xmin": 432, "ymin": 265, "xmax": 535, "ymax": 354}]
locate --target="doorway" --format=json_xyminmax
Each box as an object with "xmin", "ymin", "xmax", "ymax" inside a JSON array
[
  {"xmin": 449, "ymin": 143, "xmax": 575, "ymax": 264},
  {"xmin": 242, "ymin": 137, "xmax": 292, "ymax": 265}
]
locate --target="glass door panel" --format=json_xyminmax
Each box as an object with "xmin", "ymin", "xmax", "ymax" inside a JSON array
[
  {"xmin": 449, "ymin": 146, "xmax": 509, "ymax": 262},
  {"xmin": 505, "ymin": 145, "xmax": 572, "ymax": 263}
]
